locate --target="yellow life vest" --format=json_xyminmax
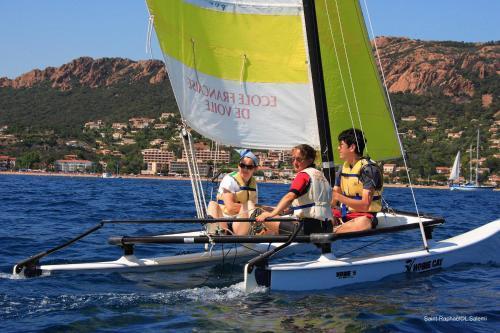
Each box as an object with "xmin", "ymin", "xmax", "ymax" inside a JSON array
[
  {"xmin": 339, "ymin": 158, "xmax": 383, "ymax": 213},
  {"xmin": 217, "ymin": 171, "xmax": 257, "ymax": 216},
  {"xmin": 291, "ymin": 167, "xmax": 333, "ymax": 220}
]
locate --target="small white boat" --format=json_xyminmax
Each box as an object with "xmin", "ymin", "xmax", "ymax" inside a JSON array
[
  {"xmin": 449, "ymin": 130, "xmax": 494, "ymax": 191},
  {"xmin": 101, "ymin": 172, "xmax": 113, "ymax": 178}
]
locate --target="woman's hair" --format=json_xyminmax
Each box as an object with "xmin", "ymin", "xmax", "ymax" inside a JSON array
[{"xmin": 293, "ymin": 144, "xmax": 316, "ymax": 163}]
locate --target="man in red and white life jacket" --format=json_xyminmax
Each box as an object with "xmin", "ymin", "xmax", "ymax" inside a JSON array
[
  {"xmin": 332, "ymin": 128, "xmax": 383, "ymax": 233},
  {"xmin": 256, "ymin": 144, "xmax": 333, "ymax": 235}
]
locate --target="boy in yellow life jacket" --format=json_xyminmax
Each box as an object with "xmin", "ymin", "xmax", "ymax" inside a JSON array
[
  {"xmin": 206, "ymin": 149, "xmax": 259, "ymax": 235},
  {"xmin": 332, "ymin": 128, "xmax": 383, "ymax": 233}
]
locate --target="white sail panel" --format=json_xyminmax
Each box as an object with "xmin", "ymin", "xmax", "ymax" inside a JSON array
[
  {"xmin": 147, "ymin": 0, "xmax": 320, "ymax": 149},
  {"xmin": 449, "ymin": 151, "xmax": 461, "ymax": 181},
  {"xmin": 165, "ymin": 56, "xmax": 320, "ymax": 149}
]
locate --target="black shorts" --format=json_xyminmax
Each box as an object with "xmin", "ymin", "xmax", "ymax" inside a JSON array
[{"xmin": 278, "ymin": 218, "xmax": 333, "ymax": 235}]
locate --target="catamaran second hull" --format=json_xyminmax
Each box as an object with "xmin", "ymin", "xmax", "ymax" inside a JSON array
[
  {"xmin": 245, "ymin": 220, "xmax": 499, "ymax": 292},
  {"xmin": 13, "ymin": 231, "xmax": 317, "ymax": 277}
]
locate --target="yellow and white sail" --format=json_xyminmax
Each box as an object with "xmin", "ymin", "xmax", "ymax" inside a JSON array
[
  {"xmin": 146, "ymin": 0, "xmax": 319, "ymax": 150},
  {"xmin": 146, "ymin": 0, "xmax": 401, "ymax": 160}
]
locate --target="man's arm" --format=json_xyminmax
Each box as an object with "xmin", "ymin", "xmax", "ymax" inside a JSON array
[{"xmin": 256, "ymin": 192, "xmax": 297, "ymax": 222}]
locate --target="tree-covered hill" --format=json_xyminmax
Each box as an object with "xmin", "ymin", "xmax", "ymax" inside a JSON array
[{"xmin": 0, "ymin": 38, "xmax": 498, "ymax": 180}]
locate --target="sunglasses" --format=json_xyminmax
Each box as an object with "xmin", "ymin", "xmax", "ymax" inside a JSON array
[
  {"xmin": 291, "ymin": 156, "xmax": 305, "ymax": 163},
  {"xmin": 239, "ymin": 163, "xmax": 255, "ymax": 170}
]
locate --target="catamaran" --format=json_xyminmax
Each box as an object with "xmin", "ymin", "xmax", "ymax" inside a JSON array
[
  {"xmin": 13, "ymin": 0, "xmax": 499, "ymax": 292},
  {"xmin": 449, "ymin": 129, "xmax": 495, "ymax": 191}
]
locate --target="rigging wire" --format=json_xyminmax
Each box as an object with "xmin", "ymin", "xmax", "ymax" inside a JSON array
[{"xmin": 361, "ymin": 0, "xmax": 428, "ymax": 250}]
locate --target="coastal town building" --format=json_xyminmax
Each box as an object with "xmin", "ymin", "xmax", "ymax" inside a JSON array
[
  {"xmin": 150, "ymin": 139, "xmax": 165, "ymax": 146},
  {"xmin": 160, "ymin": 113, "xmax": 175, "ymax": 120},
  {"xmin": 119, "ymin": 138, "xmax": 137, "ymax": 145},
  {"xmin": 182, "ymin": 149, "xmax": 230, "ymax": 164},
  {"xmin": 424, "ymin": 117, "xmax": 439, "ymax": 125},
  {"xmin": 435, "ymin": 167, "xmax": 451, "ymax": 175},
  {"xmin": 153, "ymin": 124, "xmax": 168, "ymax": 130},
  {"xmin": 55, "ymin": 159, "xmax": 94, "ymax": 173},
  {"xmin": 399, "ymin": 130, "xmax": 416, "ymax": 139},
  {"xmin": 401, "ymin": 116, "xmax": 417, "ymax": 122},
  {"xmin": 142, "ymin": 148, "xmax": 175, "ymax": 174},
  {"xmin": 112, "ymin": 123, "xmax": 128, "ymax": 130},
  {"xmin": 112, "ymin": 131, "xmax": 124, "ymax": 140},
  {"xmin": 84, "ymin": 120, "xmax": 104, "ymax": 130},
  {"xmin": 422, "ymin": 126, "xmax": 436, "ymax": 133},
  {"xmin": 0, "ymin": 134, "xmax": 18, "ymax": 144},
  {"xmin": 129, "ymin": 117, "xmax": 155, "ymax": 129},
  {"xmin": 395, "ymin": 166, "xmax": 407, "ymax": 173},
  {"xmin": 447, "ymin": 131, "xmax": 463, "ymax": 139},
  {"xmin": 383, "ymin": 164, "xmax": 397, "ymax": 174},
  {"xmin": 0, "ymin": 155, "xmax": 16, "ymax": 170},
  {"xmin": 168, "ymin": 160, "xmax": 210, "ymax": 176}
]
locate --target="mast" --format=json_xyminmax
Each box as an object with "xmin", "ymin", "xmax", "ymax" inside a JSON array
[
  {"xmin": 302, "ymin": 0, "xmax": 335, "ymax": 183},
  {"xmin": 469, "ymin": 144, "xmax": 473, "ymax": 184},
  {"xmin": 476, "ymin": 129, "xmax": 479, "ymax": 185}
]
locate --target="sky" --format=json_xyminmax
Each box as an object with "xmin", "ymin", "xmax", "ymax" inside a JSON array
[{"xmin": 0, "ymin": 0, "xmax": 498, "ymax": 79}]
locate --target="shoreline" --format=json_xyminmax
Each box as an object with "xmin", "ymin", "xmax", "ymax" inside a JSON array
[{"xmin": 0, "ymin": 170, "xmax": 471, "ymax": 190}]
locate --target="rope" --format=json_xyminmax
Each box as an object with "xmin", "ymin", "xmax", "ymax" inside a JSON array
[{"xmin": 361, "ymin": 0, "xmax": 428, "ymax": 250}]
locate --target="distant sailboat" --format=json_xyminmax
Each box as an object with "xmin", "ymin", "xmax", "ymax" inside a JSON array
[{"xmin": 449, "ymin": 130, "xmax": 494, "ymax": 191}]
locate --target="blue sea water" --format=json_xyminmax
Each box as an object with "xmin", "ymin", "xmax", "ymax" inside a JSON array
[{"xmin": 0, "ymin": 174, "xmax": 498, "ymax": 332}]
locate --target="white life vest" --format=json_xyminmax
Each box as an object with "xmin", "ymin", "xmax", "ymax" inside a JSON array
[{"xmin": 291, "ymin": 167, "xmax": 333, "ymax": 220}]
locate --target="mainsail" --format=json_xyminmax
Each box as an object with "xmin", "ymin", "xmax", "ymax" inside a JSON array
[
  {"xmin": 449, "ymin": 151, "xmax": 461, "ymax": 181},
  {"xmin": 146, "ymin": 0, "xmax": 401, "ymax": 161}
]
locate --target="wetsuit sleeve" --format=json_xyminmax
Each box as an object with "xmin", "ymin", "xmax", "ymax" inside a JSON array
[
  {"xmin": 360, "ymin": 164, "xmax": 382, "ymax": 190},
  {"xmin": 289, "ymin": 172, "xmax": 311, "ymax": 197}
]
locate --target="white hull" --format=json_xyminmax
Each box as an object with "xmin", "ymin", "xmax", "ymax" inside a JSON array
[
  {"xmin": 450, "ymin": 184, "xmax": 495, "ymax": 191},
  {"xmin": 17, "ymin": 230, "xmax": 316, "ymax": 276},
  {"xmin": 245, "ymin": 220, "xmax": 499, "ymax": 292}
]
